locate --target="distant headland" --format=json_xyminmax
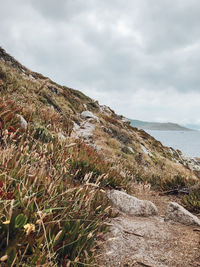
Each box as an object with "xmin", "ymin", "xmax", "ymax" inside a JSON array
[{"xmin": 130, "ymin": 119, "xmax": 193, "ymax": 131}]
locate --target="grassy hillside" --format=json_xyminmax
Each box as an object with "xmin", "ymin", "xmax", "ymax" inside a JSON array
[{"xmin": 0, "ymin": 47, "xmax": 199, "ymax": 266}]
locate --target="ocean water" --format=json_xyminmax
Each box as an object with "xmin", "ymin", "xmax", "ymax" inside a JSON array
[{"xmin": 146, "ymin": 130, "xmax": 200, "ymax": 158}]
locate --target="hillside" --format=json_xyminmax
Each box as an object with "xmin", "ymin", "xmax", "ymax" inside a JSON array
[
  {"xmin": 0, "ymin": 47, "xmax": 199, "ymax": 266},
  {"xmin": 130, "ymin": 119, "xmax": 192, "ymax": 131},
  {"xmin": 185, "ymin": 123, "xmax": 200, "ymax": 131}
]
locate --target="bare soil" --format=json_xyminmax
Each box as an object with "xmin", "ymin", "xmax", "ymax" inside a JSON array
[{"xmin": 97, "ymin": 188, "xmax": 200, "ymax": 267}]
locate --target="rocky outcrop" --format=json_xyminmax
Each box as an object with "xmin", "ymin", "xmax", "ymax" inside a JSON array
[
  {"xmin": 165, "ymin": 202, "xmax": 200, "ymax": 226},
  {"xmin": 99, "ymin": 105, "xmax": 114, "ymax": 115},
  {"xmin": 170, "ymin": 148, "xmax": 200, "ymax": 173},
  {"xmin": 72, "ymin": 121, "xmax": 95, "ymax": 141},
  {"xmin": 80, "ymin": 111, "xmax": 99, "ymax": 121},
  {"xmin": 119, "ymin": 116, "xmax": 130, "ymax": 124},
  {"xmin": 0, "ymin": 47, "xmax": 27, "ymax": 73},
  {"xmin": 107, "ymin": 190, "xmax": 158, "ymax": 217}
]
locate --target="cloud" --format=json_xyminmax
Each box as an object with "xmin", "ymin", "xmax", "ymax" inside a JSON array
[{"xmin": 1, "ymin": 0, "xmax": 200, "ymax": 123}]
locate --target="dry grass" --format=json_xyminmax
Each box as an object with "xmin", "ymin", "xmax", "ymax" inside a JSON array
[
  {"xmin": 0, "ymin": 51, "xmax": 200, "ymax": 267},
  {"xmin": 0, "ymin": 124, "xmax": 113, "ymax": 266},
  {"xmin": 0, "ymin": 93, "xmax": 132, "ymax": 265}
]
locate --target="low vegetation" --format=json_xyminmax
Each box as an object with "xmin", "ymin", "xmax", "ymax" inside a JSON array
[
  {"xmin": 184, "ymin": 187, "xmax": 200, "ymax": 212},
  {"xmin": 0, "ymin": 47, "xmax": 199, "ymax": 266},
  {"xmin": 0, "ymin": 102, "xmax": 116, "ymax": 266}
]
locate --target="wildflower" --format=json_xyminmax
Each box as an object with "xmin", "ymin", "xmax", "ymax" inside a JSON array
[
  {"xmin": 7, "ymin": 192, "xmax": 13, "ymax": 200},
  {"xmin": 24, "ymin": 223, "xmax": 35, "ymax": 235},
  {"xmin": 88, "ymin": 232, "xmax": 93, "ymax": 239},
  {"xmin": 0, "ymin": 255, "xmax": 8, "ymax": 262},
  {"xmin": 2, "ymin": 220, "xmax": 10, "ymax": 225},
  {"xmin": 9, "ymin": 126, "xmax": 16, "ymax": 132}
]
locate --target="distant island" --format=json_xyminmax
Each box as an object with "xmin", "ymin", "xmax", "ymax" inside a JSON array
[
  {"xmin": 130, "ymin": 119, "xmax": 193, "ymax": 131},
  {"xmin": 184, "ymin": 123, "xmax": 200, "ymax": 131}
]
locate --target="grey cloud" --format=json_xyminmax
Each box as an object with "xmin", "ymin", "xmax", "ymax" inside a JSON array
[{"xmin": 1, "ymin": 0, "xmax": 200, "ymax": 123}]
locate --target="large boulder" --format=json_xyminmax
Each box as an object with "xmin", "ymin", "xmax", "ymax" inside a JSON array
[
  {"xmin": 165, "ymin": 202, "xmax": 200, "ymax": 226},
  {"xmin": 107, "ymin": 190, "xmax": 158, "ymax": 217}
]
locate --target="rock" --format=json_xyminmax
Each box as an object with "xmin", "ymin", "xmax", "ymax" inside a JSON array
[
  {"xmin": 141, "ymin": 144, "xmax": 153, "ymax": 157},
  {"xmin": 17, "ymin": 115, "xmax": 27, "ymax": 129},
  {"xmin": 107, "ymin": 190, "xmax": 158, "ymax": 217},
  {"xmin": 73, "ymin": 122, "xmax": 80, "ymax": 131},
  {"xmin": 102, "ymin": 126, "xmax": 112, "ymax": 134},
  {"xmin": 81, "ymin": 111, "xmax": 99, "ymax": 121},
  {"xmin": 58, "ymin": 132, "xmax": 66, "ymax": 140},
  {"xmin": 128, "ymin": 146, "xmax": 135, "ymax": 154},
  {"xmin": 165, "ymin": 202, "xmax": 200, "ymax": 226},
  {"xmin": 28, "ymin": 74, "xmax": 36, "ymax": 80},
  {"xmin": 121, "ymin": 146, "xmax": 130, "ymax": 154},
  {"xmin": 117, "ymin": 132, "xmax": 131, "ymax": 145},
  {"xmin": 48, "ymin": 85, "xmax": 58, "ymax": 94},
  {"xmin": 121, "ymin": 116, "xmax": 130, "ymax": 124},
  {"xmin": 99, "ymin": 105, "xmax": 114, "ymax": 115},
  {"xmin": 174, "ymin": 150, "xmax": 200, "ymax": 172},
  {"xmin": 72, "ymin": 121, "xmax": 95, "ymax": 140},
  {"xmin": 121, "ymin": 146, "xmax": 134, "ymax": 154},
  {"xmin": 90, "ymin": 143, "xmax": 101, "ymax": 151}
]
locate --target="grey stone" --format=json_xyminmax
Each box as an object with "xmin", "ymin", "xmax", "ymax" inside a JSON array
[
  {"xmin": 107, "ymin": 190, "xmax": 158, "ymax": 217},
  {"xmin": 48, "ymin": 86, "xmax": 58, "ymax": 94},
  {"xmin": 17, "ymin": 115, "xmax": 27, "ymax": 129},
  {"xmin": 128, "ymin": 146, "xmax": 135, "ymax": 154},
  {"xmin": 121, "ymin": 116, "xmax": 130, "ymax": 124},
  {"xmin": 81, "ymin": 111, "xmax": 99, "ymax": 121},
  {"xmin": 165, "ymin": 202, "xmax": 200, "ymax": 226},
  {"xmin": 58, "ymin": 132, "xmax": 66, "ymax": 140},
  {"xmin": 99, "ymin": 105, "xmax": 114, "ymax": 115},
  {"xmin": 141, "ymin": 144, "xmax": 153, "ymax": 157}
]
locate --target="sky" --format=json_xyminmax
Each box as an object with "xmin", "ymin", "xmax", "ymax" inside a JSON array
[{"xmin": 1, "ymin": 0, "xmax": 200, "ymax": 125}]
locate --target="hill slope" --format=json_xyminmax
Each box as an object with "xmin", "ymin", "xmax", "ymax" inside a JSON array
[
  {"xmin": 0, "ymin": 47, "xmax": 199, "ymax": 266},
  {"xmin": 130, "ymin": 119, "xmax": 192, "ymax": 131}
]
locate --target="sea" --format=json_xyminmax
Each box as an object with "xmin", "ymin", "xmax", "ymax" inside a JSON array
[{"xmin": 146, "ymin": 130, "xmax": 200, "ymax": 158}]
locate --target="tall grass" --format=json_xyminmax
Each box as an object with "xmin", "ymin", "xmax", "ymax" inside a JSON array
[{"xmin": 0, "ymin": 100, "xmax": 113, "ymax": 266}]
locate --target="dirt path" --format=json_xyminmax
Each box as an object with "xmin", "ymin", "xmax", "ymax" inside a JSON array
[{"xmin": 97, "ymin": 189, "xmax": 200, "ymax": 267}]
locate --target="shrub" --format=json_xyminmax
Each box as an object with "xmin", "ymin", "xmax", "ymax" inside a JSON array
[
  {"xmin": 0, "ymin": 97, "xmax": 21, "ymax": 130},
  {"xmin": 69, "ymin": 142, "xmax": 128, "ymax": 189},
  {"xmin": 33, "ymin": 123, "xmax": 54, "ymax": 143},
  {"xmin": 0, "ymin": 98, "xmax": 112, "ymax": 265},
  {"xmin": 0, "ymin": 134, "xmax": 111, "ymax": 266},
  {"xmin": 184, "ymin": 188, "xmax": 200, "ymax": 213}
]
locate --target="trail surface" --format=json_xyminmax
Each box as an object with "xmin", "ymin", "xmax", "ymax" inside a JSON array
[{"xmin": 98, "ymin": 189, "xmax": 200, "ymax": 267}]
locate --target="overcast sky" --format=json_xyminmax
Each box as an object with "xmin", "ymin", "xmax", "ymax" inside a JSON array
[{"xmin": 1, "ymin": 0, "xmax": 200, "ymax": 125}]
